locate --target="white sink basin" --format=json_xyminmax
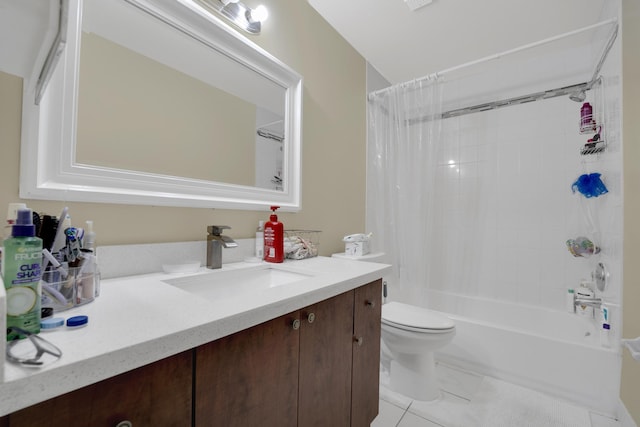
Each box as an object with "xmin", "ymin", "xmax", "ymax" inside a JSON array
[{"xmin": 163, "ymin": 264, "xmax": 313, "ymax": 302}]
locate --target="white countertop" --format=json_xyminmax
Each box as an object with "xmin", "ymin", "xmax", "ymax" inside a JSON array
[{"xmin": 0, "ymin": 256, "xmax": 390, "ymax": 416}]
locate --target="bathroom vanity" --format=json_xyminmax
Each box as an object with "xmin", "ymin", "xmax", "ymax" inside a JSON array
[
  {"xmin": 196, "ymin": 280, "xmax": 381, "ymax": 426},
  {"xmin": 0, "ymin": 257, "xmax": 389, "ymax": 426}
]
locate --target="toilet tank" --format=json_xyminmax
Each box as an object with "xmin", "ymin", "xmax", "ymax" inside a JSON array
[
  {"xmin": 331, "ymin": 252, "xmax": 386, "ymax": 263},
  {"xmin": 332, "ymin": 252, "xmax": 390, "ymax": 300}
]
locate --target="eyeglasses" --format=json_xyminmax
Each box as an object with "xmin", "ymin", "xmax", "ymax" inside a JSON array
[{"xmin": 6, "ymin": 327, "xmax": 63, "ymax": 366}]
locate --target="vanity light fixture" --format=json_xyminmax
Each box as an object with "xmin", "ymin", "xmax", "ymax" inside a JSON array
[
  {"xmin": 193, "ymin": 0, "xmax": 269, "ymax": 34},
  {"xmin": 250, "ymin": 5, "xmax": 269, "ymax": 23}
]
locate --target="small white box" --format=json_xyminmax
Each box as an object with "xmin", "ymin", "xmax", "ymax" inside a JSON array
[{"xmin": 345, "ymin": 241, "xmax": 370, "ymax": 257}]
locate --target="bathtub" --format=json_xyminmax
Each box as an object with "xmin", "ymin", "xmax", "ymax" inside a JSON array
[{"xmin": 419, "ymin": 290, "xmax": 622, "ymax": 417}]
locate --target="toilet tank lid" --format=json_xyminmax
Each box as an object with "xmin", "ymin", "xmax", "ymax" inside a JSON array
[
  {"xmin": 331, "ymin": 252, "xmax": 385, "ymax": 261},
  {"xmin": 382, "ymin": 302, "xmax": 455, "ymax": 330}
]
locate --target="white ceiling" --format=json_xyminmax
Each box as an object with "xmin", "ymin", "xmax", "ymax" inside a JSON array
[
  {"xmin": 307, "ymin": 0, "xmax": 610, "ymax": 85},
  {"xmin": 0, "ymin": 0, "xmax": 56, "ymax": 79}
]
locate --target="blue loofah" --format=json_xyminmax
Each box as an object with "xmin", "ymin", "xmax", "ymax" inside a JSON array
[{"xmin": 572, "ymin": 173, "xmax": 608, "ymax": 198}]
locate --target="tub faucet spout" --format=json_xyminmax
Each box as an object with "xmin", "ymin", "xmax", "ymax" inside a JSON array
[
  {"xmin": 207, "ymin": 225, "xmax": 238, "ymax": 269},
  {"xmin": 574, "ymin": 297, "xmax": 602, "ymax": 309}
]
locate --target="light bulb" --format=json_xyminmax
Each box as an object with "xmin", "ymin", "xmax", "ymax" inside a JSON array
[{"xmin": 250, "ymin": 5, "xmax": 268, "ymax": 22}]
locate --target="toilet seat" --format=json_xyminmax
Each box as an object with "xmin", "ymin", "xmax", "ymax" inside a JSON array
[{"xmin": 382, "ymin": 302, "xmax": 455, "ymax": 333}]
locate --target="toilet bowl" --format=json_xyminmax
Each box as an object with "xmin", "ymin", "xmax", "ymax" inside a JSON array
[
  {"xmin": 331, "ymin": 252, "xmax": 456, "ymax": 401},
  {"xmin": 381, "ymin": 301, "xmax": 456, "ymax": 401}
]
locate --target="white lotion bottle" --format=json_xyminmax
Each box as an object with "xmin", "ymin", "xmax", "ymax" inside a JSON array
[
  {"xmin": 600, "ymin": 323, "xmax": 611, "ymax": 348},
  {"xmin": 255, "ymin": 220, "xmax": 264, "ymax": 259},
  {"xmin": 566, "ymin": 288, "xmax": 575, "ymax": 313},
  {"xmin": 600, "ymin": 305, "xmax": 611, "ymax": 348},
  {"xmin": 84, "ymin": 220, "xmax": 96, "ymax": 252},
  {"xmin": 80, "ymin": 220, "xmax": 98, "ymax": 301}
]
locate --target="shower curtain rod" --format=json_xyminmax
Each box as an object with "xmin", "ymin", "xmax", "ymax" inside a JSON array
[
  {"xmin": 257, "ymin": 129, "xmax": 284, "ymax": 142},
  {"xmin": 398, "ymin": 80, "xmax": 595, "ymax": 125},
  {"xmin": 437, "ymin": 81, "xmax": 591, "ymax": 120},
  {"xmin": 369, "ymin": 17, "xmax": 618, "ymax": 100},
  {"xmin": 434, "ymin": 19, "xmax": 617, "ymax": 121}
]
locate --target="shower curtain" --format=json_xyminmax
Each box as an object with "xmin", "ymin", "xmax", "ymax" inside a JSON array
[
  {"xmin": 368, "ymin": 76, "xmax": 490, "ymax": 305},
  {"xmin": 367, "ymin": 77, "xmax": 444, "ymax": 305}
]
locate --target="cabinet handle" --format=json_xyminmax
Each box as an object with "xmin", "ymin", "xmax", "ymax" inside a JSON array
[
  {"xmin": 115, "ymin": 421, "xmax": 132, "ymax": 427},
  {"xmin": 307, "ymin": 312, "xmax": 316, "ymax": 324},
  {"xmin": 365, "ymin": 300, "xmax": 375, "ymax": 308},
  {"xmin": 292, "ymin": 319, "xmax": 301, "ymax": 330},
  {"xmin": 353, "ymin": 336, "xmax": 363, "ymax": 346}
]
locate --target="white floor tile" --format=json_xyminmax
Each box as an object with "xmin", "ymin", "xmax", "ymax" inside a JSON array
[
  {"xmin": 436, "ymin": 361, "xmax": 484, "ymax": 400},
  {"xmin": 379, "ymin": 361, "xmax": 619, "ymax": 427},
  {"xmin": 380, "ymin": 380, "xmax": 413, "ymax": 411},
  {"xmin": 397, "ymin": 412, "xmax": 443, "ymax": 427},
  {"xmin": 408, "ymin": 391, "xmax": 472, "ymax": 426},
  {"xmin": 464, "ymin": 376, "xmax": 591, "ymax": 427},
  {"xmin": 372, "ymin": 399, "xmax": 407, "ymax": 427}
]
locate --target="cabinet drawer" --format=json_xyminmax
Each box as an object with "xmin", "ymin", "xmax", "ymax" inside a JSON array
[{"xmin": 9, "ymin": 351, "xmax": 193, "ymax": 427}]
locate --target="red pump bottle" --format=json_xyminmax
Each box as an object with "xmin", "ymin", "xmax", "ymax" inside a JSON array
[{"xmin": 264, "ymin": 206, "xmax": 284, "ymax": 263}]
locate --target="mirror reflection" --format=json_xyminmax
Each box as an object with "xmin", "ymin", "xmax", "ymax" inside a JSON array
[{"xmin": 76, "ymin": 0, "xmax": 286, "ymax": 191}]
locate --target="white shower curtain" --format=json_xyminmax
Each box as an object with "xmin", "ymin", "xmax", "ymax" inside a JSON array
[
  {"xmin": 367, "ymin": 77, "xmax": 444, "ymax": 305},
  {"xmin": 368, "ymin": 76, "xmax": 494, "ymax": 305}
]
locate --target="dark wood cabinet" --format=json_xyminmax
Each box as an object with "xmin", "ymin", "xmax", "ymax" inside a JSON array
[
  {"xmin": 298, "ymin": 291, "xmax": 355, "ymax": 427},
  {"xmin": 352, "ymin": 279, "xmax": 382, "ymax": 427},
  {"xmin": 195, "ymin": 312, "xmax": 300, "ymax": 427},
  {"xmin": 5, "ymin": 280, "xmax": 382, "ymax": 427},
  {"xmin": 195, "ymin": 280, "xmax": 382, "ymax": 427},
  {"xmin": 8, "ymin": 350, "xmax": 193, "ymax": 427}
]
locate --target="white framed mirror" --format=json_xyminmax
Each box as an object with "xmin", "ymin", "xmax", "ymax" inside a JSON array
[{"xmin": 20, "ymin": 0, "xmax": 303, "ymax": 210}]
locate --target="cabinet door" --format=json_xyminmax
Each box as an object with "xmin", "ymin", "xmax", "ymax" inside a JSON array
[
  {"xmin": 351, "ymin": 280, "xmax": 382, "ymax": 427},
  {"xmin": 9, "ymin": 350, "xmax": 193, "ymax": 427},
  {"xmin": 195, "ymin": 312, "xmax": 299, "ymax": 427},
  {"xmin": 298, "ymin": 291, "xmax": 355, "ymax": 427}
]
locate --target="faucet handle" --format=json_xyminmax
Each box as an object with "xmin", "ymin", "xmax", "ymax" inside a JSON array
[{"xmin": 208, "ymin": 225, "xmax": 231, "ymax": 236}]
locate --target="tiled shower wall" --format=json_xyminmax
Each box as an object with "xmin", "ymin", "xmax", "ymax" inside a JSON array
[{"xmin": 430, "ymin": 76, "xmax": 622, "ymax": 314}]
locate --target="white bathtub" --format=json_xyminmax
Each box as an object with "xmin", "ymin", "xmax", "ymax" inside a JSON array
[{"xmin": 419, "ymin": 291, "xmax": 622, "ymax": 417}]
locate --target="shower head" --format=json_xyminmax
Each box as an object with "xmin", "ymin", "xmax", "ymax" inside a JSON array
[{"xmin": 569, "ymin": 90, "xmax": 586, "ymax": 103}]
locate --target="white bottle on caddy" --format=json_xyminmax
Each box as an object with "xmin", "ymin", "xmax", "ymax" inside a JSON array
[{"xmin": 255, "ymin": 221, "xmax": 264, "ymax": 259}]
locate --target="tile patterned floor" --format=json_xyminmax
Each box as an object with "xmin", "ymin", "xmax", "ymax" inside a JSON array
[{"xmin": 372, "ymin": 362, "xmax": 620, "ymax": 427}]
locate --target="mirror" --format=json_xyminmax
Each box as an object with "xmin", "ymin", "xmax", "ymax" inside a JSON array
[{"xmin": 20, "ymin": 0, "xmax": 302, "ymax": 210}]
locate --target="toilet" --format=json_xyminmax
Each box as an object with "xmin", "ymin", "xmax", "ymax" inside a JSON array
[
  {"xmin": 332, "ymin": 251, "xmax": 456, "ymax": 402},
  {"xmin": 381, "ymin": 301, "xmax": 455, "ymax": 401}
]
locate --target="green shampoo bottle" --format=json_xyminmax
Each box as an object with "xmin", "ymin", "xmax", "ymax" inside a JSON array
[{"xmin": 2, "ymin": 208, "xmax": 42, "ymax": 340}]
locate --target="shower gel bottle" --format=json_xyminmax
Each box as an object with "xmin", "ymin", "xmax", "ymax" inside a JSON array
[
  {"xmin": 264, "ymin": 206, "xmax": 284, "ymax": 263},
  {"xmin": 2, "ymin": 208, "xmax": 42, "ymax": 340},
  {"xmin": 580, "ymin": 102, "xmax": 594, "ymax": 132}
]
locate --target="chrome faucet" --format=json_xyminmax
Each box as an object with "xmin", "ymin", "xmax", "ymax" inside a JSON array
[
  {"xmin": 207, "ymin": 225, "xmax": 238, "ymax": 269},
  {"xmin": 574, "ymin": 297, "xmax": 602, "ymax": 309}
]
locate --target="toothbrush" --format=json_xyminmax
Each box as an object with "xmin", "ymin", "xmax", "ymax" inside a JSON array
[
  {"xmin": 42, "ymin": 248, "xmax": 68, "ymax": 279},
  {"xmin": 42, "ymin": 283, "xmax": 69, "ymax": 306},
  {"xmin": 50, "ymin": 206, "xmax": 69, "ymax": 253}
]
